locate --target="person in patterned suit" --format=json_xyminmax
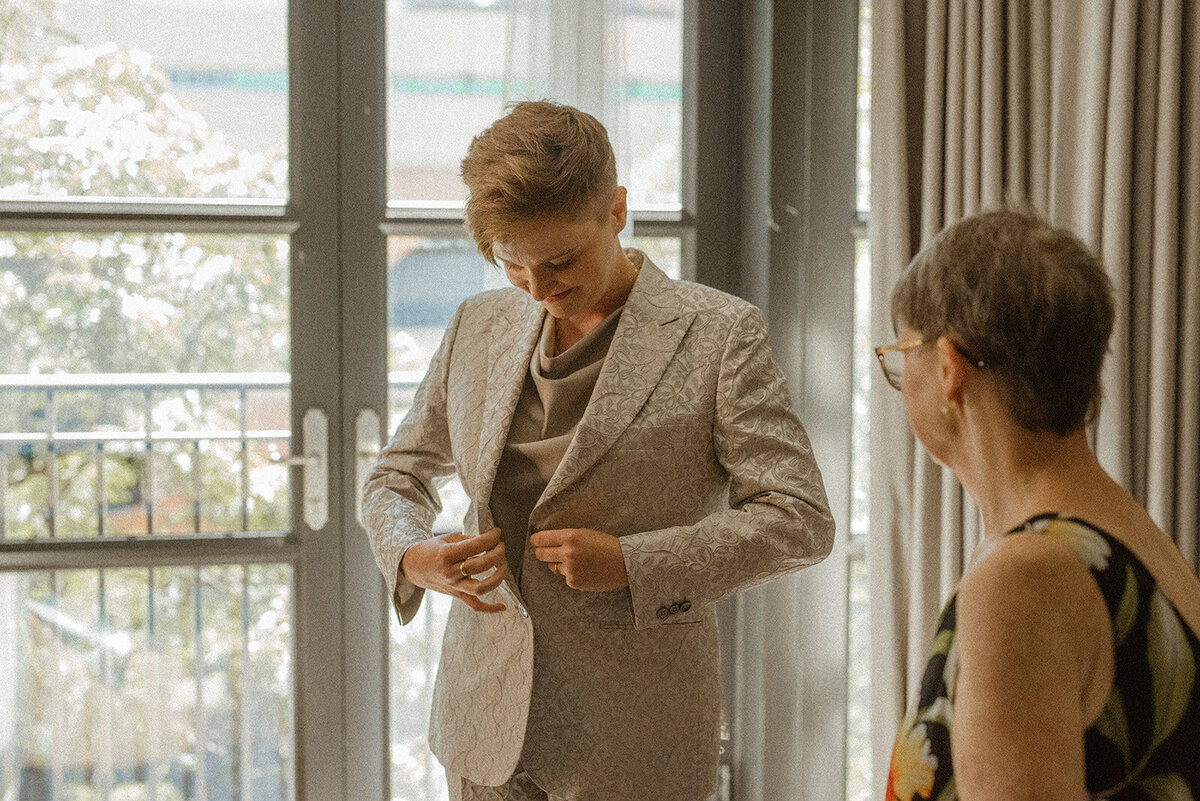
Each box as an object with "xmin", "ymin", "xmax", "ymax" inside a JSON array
[
  {"xmin": 361, "ymin": 100, "xmax": 835, "ymax": 801},
  {"xmin": 878, "ymin": 209, "xmax": 1200, "ymax": 801}
]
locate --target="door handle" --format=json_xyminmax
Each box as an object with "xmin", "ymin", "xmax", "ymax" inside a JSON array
[
  {"xmin": 355, "ymin": 408, "xmax": 382, "ymax": 528},
  {"xmin": 282, "ymin": 408, "xmax": 328, "ymax": 530}
]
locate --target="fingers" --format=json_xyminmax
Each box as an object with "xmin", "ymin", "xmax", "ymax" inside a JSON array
[
  {"xmin": 460, "ymin": 563, "xmax": 506, "ymax": 594},
  {"xmin": 446, "ymin": 528, "xmax": 507, "ymax": 608},
  {"xmin": 531, "ymin": 528, "xmax": 575, "ymax": 564},
  {"xmin": 453, "ymin": 591, "xmax": 507, "ymax": 614},
  {"xmin": 442, "ymin": 526, "xmax": 502, "ymax": 562},
  {"xmin": 529, "ymin": 529, "xmax": 567, "ymax": 548},
  {"xmin": 533, "ymin": 545, "xmax": 563, "ymax": 564},
  {"xmin": 458, "ymin": 538, "xmax": 506, "ymax": 579},
  {"xmin": 532, "ymin": 531, "xmax": 570, "ymax": 581}
]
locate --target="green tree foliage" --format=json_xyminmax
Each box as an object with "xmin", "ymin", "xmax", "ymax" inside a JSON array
[
  {"xmin": 0, "ymin": 0, "xmax": 291, "ymax": 539},
  {"xmin": 1, "ymin": 0, "xmax": 284, "ymax": 198},
  {"xmin": 1, "ymin": 7, "xmax": 295, "ymax": 797}
]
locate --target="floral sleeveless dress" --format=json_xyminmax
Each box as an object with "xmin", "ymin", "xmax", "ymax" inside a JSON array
[{"xmin": 887, "ymin": 514, "xmax": 1200, "ymax": 801}]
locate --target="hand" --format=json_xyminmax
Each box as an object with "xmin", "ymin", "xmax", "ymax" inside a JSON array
[
  {"xmin": 530, "ymin": 528, "xmax": 629, "ymax": 592},
  {"xmin": 399, "ymin": 527, "xmax": 508, "ymax": 613}
]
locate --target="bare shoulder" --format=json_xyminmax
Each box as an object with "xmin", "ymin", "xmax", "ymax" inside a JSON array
[
  {"xmin": 959, "ymin": 528, "xmax": 1106, "ymax": 622},
  {"xmin": 957, "ymin": 528, "xmax": 1114, "ymax": 711},
  {"xmin": 951, "ymin": 531, "xmax": 1112, "ymax": 797}
]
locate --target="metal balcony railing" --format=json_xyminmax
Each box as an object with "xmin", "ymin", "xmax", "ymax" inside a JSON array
[
  {"xmin": 0, "ymin": 371, "xmax": 423, "ymax": 541},
  {"xmin": 0, "ymin": 370, "xmax": 451, "ymax": 801}
]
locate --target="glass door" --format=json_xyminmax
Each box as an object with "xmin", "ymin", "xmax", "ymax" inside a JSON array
[
  {"xmin": 337, "ymin": 3, "xmax": 690, "ymax": 799},
  {"xmin": 2, "ymin": 2, "xmax": 709, "ymax": 800},
  {"xmin": 2, "ymin": 3, "xmax": 863, "ymax": 800},
  {"xmin": 0, "ymin": 0, "xmax": 345, "ymax": 799}
]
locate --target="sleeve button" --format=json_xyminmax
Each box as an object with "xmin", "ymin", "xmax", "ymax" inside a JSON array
[
  {"xmin": 680, "ymin": 601, "xmax": 692, "ymax": 612},
  {"xmin": 668, "ymin": 602, "xmax": 681, "ymax": 615},
  {"xmin": 656, "ymin": 606, "xmax": 670, "ymax": 620}
]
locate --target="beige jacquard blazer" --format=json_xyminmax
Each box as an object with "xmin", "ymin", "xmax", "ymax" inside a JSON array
[{"xmin": 362, "ymin": 258, "xmax": 834, "ymax": 801}]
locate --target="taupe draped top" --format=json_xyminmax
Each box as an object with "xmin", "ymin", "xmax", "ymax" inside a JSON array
[{"xmin": 490, "ymin": 306, "xmax": 623, "ymax": 581}]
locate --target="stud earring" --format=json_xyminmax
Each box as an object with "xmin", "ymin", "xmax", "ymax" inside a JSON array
[{"xmin": 940, "ymin": 405, "xmax": 951, "ymax": 416}]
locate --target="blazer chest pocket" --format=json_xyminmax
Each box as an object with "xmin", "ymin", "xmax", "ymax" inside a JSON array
[{"xmin": 620, "ymin": 422, "xmax": 706, "ymax": 455}]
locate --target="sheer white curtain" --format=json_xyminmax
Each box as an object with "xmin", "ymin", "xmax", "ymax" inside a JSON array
[
  {"xmin": 869, "ymin": 0, "xmax": 1200, "ymax": 785},
  {"xmin": 501, "ymin": 0, "xmax": 633, "ymax": 239}
]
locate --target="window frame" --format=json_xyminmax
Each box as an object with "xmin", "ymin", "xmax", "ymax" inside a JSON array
[
  {"xmin": 0, "ymin": 1, "xmax": 348, "ymax": 798},
  {"xmin": 0, "ymin": 0, "xmax": 862, "ymax": 798}
]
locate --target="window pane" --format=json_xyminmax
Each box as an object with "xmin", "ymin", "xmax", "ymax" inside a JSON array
[
  {"xmin": 385, "ymin": 236, "xmax": 483, "ymax": 801},
  {"xmin": 0, "ymin": 564, "xmax": 295, "ymax": 801},
  {"xmin": 389, "ymin": 593, "xmax": 450, "ymax": 801},
  {"xmin": 856, "ymin": 0, "xmax": 872, "ymax": 214},
  {"xmin": 845, "ymin": 556, "xmax": 872, "ymax": 801},
  {"xmin": 385, "ymin": 1, "xmax": 683, "ymax": 210},
  {"xmin": 0, "ymin": 0, "xmax": 288, "ymax": 201},
  {"xmin": 0, "ymin": 232, "xmax": 291, "ymax": 539},
  {"xmin": 632, "ymin": 235, "xmax": 681, "ymax": 279},
  {"xmin": 386, "ymin": 236, "xmax": 498, "ymax": 534},
  {"xmin": 847, "ymin": 4, "xmax": 874, "ymax": 800},
  {"xmin": 851, "ymin": 237, "xmax": 871, "ymax": 538}
]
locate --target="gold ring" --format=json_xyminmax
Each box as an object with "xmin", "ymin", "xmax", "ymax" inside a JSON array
[
  {"xmin": 550, "ymin": 562, "xmax": 559, "ymax": 575},
  {"xmin": 459, "ymin": 560, "xmax": 470, "ymax": 579}
]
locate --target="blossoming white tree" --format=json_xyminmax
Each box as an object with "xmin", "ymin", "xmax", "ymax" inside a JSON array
[
  {"xmin": 1, "ymin": 0, "xmax": 291, "ymax": 536},
  {"xmin": 2, "ymin": 4, "xmax": 295, "ymax": 798}
]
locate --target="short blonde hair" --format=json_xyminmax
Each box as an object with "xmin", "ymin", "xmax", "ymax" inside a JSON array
[
  {"xmin": 461, "ymin": 100, "xmax": 618, "ymax": 265},
  {"xmin": 891, "ymin": 208, "xmax": 1114, "ymax": 436}
]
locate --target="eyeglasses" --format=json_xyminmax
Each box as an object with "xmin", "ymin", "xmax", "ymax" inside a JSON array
[
  {"xmin": 873, "ymin": 338, "xmax": 988, "ymax": 391},
  {"xmin": 874, "ymin": 339, "xmax": 924, "ymax": 390}
]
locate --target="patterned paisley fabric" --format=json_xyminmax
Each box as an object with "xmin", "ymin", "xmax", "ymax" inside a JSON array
[
  {"xmin": 888, "ymin": 514, "xmax": 1200, "ymax": 801},
  {"xmin": 362, "ymin": 256, "xmax": 835, "ymax": 799}
]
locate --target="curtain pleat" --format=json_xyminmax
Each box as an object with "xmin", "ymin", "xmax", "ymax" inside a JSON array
[
  {"xmin": 1095, "ymin": 1, "xmax": 1138, "ymax": 487},
  {"xmin": 963, "ymin": 0, "xmax": 982, "ymax": 211},
  {"xmin": 1147, "ymin": 0, "xmax": 1184, "ymax": 532},
  {"xmin": 944, "ymin": 2, "xmax": 965, "ymax": 222},
  {"xmin": 1028, "ymin": 0, "xmax": 1053, "ymax": 209},
  {"xmin": 1178, "ymin": 0, "xmax": 1200, "ymax": 567},
  {"xmin": 923, "ymin": 0, "xmax": 948, "ymax": 238},
  {"xmin": 980, "ymin": 0, "xmax": 1004, "ymax": 207},
  {"xmin": 869, "ymin": 0, "xmax": 1200, "ymax": 788},
  {"xmin": 1005, "ymin": 1, "xmax": 1029, "ymax": 204},
  {"xmin": 868, "ymin": 0, "xmax": 923, "ymax": 773},
  {"xmin": 1128, "ymin": 1, "xmax": 1159, "ymax": 502}
]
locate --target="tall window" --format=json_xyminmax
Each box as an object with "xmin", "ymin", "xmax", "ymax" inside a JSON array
[
  {"xmin": 846, "ymin": 2, "xmax": 873, "ymax": 799},
  {"xmin": 1, "ymin": 1, "xmax": 296, "ymax": 799},
  {"xmin": 379, "ymin": 5, "xmax": 686, "ymax": 799},
  {"xmin": 1, "ymin": 3, "xmax": 865, "ymax": 800}
]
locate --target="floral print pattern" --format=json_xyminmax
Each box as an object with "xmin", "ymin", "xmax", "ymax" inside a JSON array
[
  {"xmin": 888, "ymin": 514, "xmax": 1200, "ymax": 800},
  {"xmin": 887, "ymin": 716, "xmax": 936, "ymax": 801}
]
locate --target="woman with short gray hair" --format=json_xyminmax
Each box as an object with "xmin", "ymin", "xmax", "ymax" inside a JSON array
[{"xmin": 879, "ymin": 209, "xmax": 1200, "ymax": 800}]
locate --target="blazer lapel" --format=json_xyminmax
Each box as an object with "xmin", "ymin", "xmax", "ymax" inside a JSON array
[
  {"xmin": 475, "ymin": 297, "xmax": 543, "ymax": 502},
  {"xmin": 537, "ymin": 261, "xmax": 693, "ymax": 509}
]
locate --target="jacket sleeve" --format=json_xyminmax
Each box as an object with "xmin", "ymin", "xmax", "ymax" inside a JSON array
[
  {"xmin": 618, "ymin": 304, "xmax": 835, "ymax": 629},
  {"xmin": 361, "ymin": 302, "xmax": 464, "ymax": 625}
]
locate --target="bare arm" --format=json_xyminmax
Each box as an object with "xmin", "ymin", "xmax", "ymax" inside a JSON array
[{"xmin": 953, "ymin": 532, "xmax": 1113, "ymax": 799}]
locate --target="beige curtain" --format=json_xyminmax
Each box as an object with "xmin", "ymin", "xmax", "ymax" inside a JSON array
[{"xmin": 869, "ymin": 0, "xmax": 1200, "ymax": 784}]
